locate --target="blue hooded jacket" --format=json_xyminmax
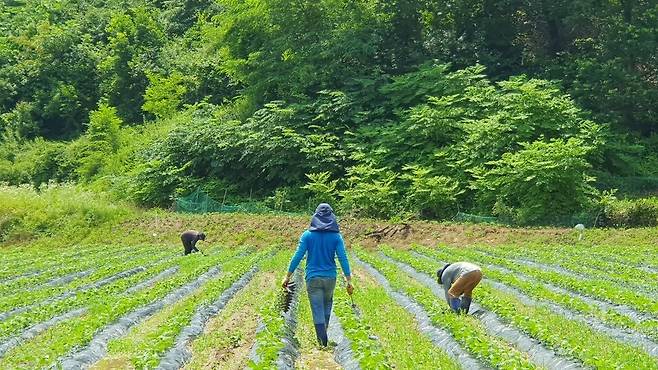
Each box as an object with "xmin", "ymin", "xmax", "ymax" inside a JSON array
[{"xmin": 287, "ymin": 203, "xmax": 351, "ymax": 280}]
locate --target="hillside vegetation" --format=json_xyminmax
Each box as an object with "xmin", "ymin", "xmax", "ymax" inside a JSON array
[{"xmin": 1, "ymin": 0, "xmax": 658, "ymax": 225}]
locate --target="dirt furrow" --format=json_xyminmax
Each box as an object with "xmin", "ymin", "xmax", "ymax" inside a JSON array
[
  {"xmin": 156, "ymin": 267, "xmax": 258, "ymax": 369},
  {"xmin": 60, "ymin": 266, "xmax": 222, "ymax": 369},
  {"xmin": 354, "ymin": 255, "xmax": 484, "ymax": 370}
]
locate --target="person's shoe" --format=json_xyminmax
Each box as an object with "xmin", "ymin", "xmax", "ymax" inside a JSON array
[
  {"xmin": 449, "ymin": 297, "xmax": 462, "ymax": 313},
  {"xmin": 460, "ymin": 296, "xmax": 472, "ymax": 314},
  {"xmin": 319, "ymin": 340, "xmax": 338, "ymax": 351}
]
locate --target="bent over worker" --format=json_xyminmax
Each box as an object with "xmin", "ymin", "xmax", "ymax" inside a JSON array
[
  {"xmin": 180, "ymin": 230, "xmax": 206, "ymax": 255},
  {"xmin": 437, "ymin": 262, "xmax": 482, "ymax": 314},
  {"xmin": 282, "ymin": 203, "xmax": 353, "ymax": 347}
]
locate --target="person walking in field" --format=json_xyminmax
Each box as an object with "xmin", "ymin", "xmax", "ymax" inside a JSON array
[
  {"xmin": 282, "ymin": 203, "xmax": 353, "ymax": 347},
  {"xmin": 180, "ymin": 230, "xmax": 206, "ymax": 255},
  {"xmin": 437, "ymin": 262, "xmax": 483, "ymax": 314}
]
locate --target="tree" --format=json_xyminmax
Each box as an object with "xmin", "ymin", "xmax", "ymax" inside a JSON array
[
  {"xmin": 0, "ymin": 19, "xmax": 99, "ymax": 139},
  {"xmin": 472, "ymin": 138, "xmax": 597, "ymax": 224},
  {"xmin": 99, "ymin": 7, "xmax": 165, "ymax": 123},
  {"xmin": 77, "ymin": 104, "xmax": 122, "ymax": 180},
  {"xmin": 142, "ymin": 71, "xmax": 191, "ymax": 119}
]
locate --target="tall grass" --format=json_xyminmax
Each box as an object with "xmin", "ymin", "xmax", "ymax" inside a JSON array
[{"xmin": 0, "ymin": 183, "xmax": 134, "ymax": 243}]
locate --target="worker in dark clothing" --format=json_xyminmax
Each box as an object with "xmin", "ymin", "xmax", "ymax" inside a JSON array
[
  {"xmin": 437, "ymin": 262, "xmax": 483, "ymax": 314},
  {"xmin": 181, "ymin": 230, "xmax": 206, "ymax": 255}
]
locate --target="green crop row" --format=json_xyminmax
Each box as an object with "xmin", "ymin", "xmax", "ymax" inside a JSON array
[
  {"xmin": 408, "ymin": 246, "xmax": 658, "ymax": 342},
  {"xmin": 570, "ymin": 243, "xmax": 658, "ymax": 267},
  {"xmin": 471, "ymin": 245, "xmax": 658, "ymax": 297},
  {"xmin": 338, "ymin": 262, "xmax": 461, "ymax": 370},
  {"xmin": 290, "ymin": 277, "xmax": 363, "ymax": 369},
  {"xmin": 422, "ymin": 244, "xmax": 658, "ymax": 316},
  {"xmin": 355, "ymin": 248, "xmax": 537, "ymax": 369},
  {"xmin": 385, "ymin": 247, "xmax": 658, "ymax": 369},
  {"xmin": 0, "ymin": 251, "xmax": 187, "ymax": 343},
  {"xmin": 0, "ymin": 242, "xmax": 141, "ymax": 274},
  {"xmin": 0, "ymin": 246, "xmax": 248, "ymax": 368},
  {"xmin": 0, "ymin": 246, "xmax": 173, "ymax": 313},
  {"xmin": 247, "ymin": 267, "xmax": 301, "ymax": 369},
  {"xmin": 0, "ymin": 243, "xmax": 136, "ymax": 281},
  {"xmin": 104, "ymin": 248, "xmax": 270, "ymax": 369},
  {"xmin": 478, "ymin": 242, "xmax": 658, "ymax": 274},
  {"xmin": 331, "ymin": 278, "xmax": 393, "ymax": 369},
  {"xmin": 0, "ymin": 244, "xmax": 159, "ymax": 296},
  {"xmin": 0, "ymin": 241, "xmax": 109, "ymax": 265},
  {"xmin": 183, "ymin": 251, "xmax": 289, "ymax": 369}
]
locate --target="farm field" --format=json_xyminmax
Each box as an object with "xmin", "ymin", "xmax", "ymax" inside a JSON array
[{"xmin": 0, "ymin": 237, "xmax": 657, "ymax": 369}]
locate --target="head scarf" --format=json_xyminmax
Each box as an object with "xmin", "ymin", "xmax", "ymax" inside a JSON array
[
  {"xmin": 437, "ymin": 263, "xmax": 451, "ymax": 284},
  {"xmin": 309, "ymin": 203, "xmax": 339, "ymax": 232}
]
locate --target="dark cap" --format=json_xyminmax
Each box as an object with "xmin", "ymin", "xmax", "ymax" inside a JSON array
[{"xmin": 436, "ymin": 263, "xmax": 451, "ymax": 284}]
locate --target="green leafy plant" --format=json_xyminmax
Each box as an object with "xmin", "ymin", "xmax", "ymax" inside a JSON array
[
  {"xmin": 302, "ymin": 172, "xmax": 338, "ymax": 206},
  {"xmin": 339, "ymin": 165, "xmax": 399, "ymax": 219},
  {"xmin": 471, "ymin": 138, "xmax": 598, "ymax": 224},
  {"xmin": 142, "ymin": 71, "xmax": 193, "ymax": 119},
  {"xmin": 401, "ymin": 166, "xmax": 462, "ymax": 219}
]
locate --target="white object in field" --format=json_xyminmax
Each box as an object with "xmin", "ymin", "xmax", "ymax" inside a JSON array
[
  {"xmin": 152, "ymin": 233, "xmax": 157, "ymax": 237},
  {"xmin": 574, "ymin": 223, "xmax": 585, "ymax": 241}
]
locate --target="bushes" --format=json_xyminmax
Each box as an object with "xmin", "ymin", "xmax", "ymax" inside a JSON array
[
  {"xmin": 0, "ymin": 138, "xmax": 76, "ymax": 186},
  {"xmin": 142, "ymin": 71, "xmax": 192, "ymax": 119},
  {"xmin": 472, "ymin": 139, "xmax": 598, "ymax": 225},
  {"xmin": 301, "ymin": 165, "xmax": 461, "ymax": 220},
  {"xmin": 3, "ymin": 60, "xmax": 655, "ymax": 227},
  {"xmin": 401, "ymin": 166, "xmax": 461, "ymax": 219},
  {"xmin": 76, "ymin": 104, "xmax": 123, "ymax": 181},
  {"xmin": 338, "ymin": 165, "xmax": 400, "ymax": 219},
  {"xmin": 602, "ymin": 197, "xmax": 658, "ymax": 227}
]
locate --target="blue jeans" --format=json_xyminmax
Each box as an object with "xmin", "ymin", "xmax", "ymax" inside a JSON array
[{"xmin": 306, "ymin": 277, "xmax": 336, "ymax": 326}]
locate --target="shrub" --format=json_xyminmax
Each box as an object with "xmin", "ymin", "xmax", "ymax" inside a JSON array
[
  {"xmin": 142, "ymin": 71, "xmax": 192, "ymax": 119},
  {"xmin": 602, "ymin": 197, "xmax": 658, "ymax": 227},
  {"xmin": 302, "ymin": 172, "xmax": 338, "ymax": 207},
  {"xmin": 0, "ymin": 138, "xmax": 76, "ymax": 186},
  {"xmin": 401, "ymin": 166, "xmax": 462, "ymax": 219},
  {"xmin": 338, "ymin": 165, "xmax": 400, "ymax": 218},
  {"xmin": 77, "ymin": 104, "xmax": 123, "ymax": 181},
  {"xmin": 472, "ymin": 138, "xmax": 598, "ymax": 225}
]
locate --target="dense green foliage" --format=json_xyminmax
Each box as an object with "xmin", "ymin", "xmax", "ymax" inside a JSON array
[
  {"xmin": 0, "ymin": 184, "xmax": 133, "ymax": 242},
  {"xmin": 1, "ymin": 0, "xmax": 657, "ymax": 224}
]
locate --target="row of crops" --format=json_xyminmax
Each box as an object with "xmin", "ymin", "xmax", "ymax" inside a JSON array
[{"xmin": 0, "ymin": 240, "xmax": 657, "ymax": 369}]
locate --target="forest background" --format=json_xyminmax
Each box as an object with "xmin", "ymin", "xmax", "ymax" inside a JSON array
[{"xmin": 1, "ymin": 0, "xmax": 658, "ymax": 227}]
